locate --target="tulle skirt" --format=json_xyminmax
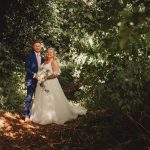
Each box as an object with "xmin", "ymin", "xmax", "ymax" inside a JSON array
[{"xmin": 30, "ymin": 78, "xmax": 87, "ymax": 125}]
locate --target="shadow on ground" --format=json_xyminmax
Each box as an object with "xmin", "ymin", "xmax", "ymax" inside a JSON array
[{"xmin": 0, "ymin": 110, "xmax": 149, "ymax": 150}]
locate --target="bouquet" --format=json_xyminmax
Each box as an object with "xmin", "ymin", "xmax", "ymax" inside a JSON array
[{"xmin": 37, "ymin": 64, "xmax": 51, "ymax": 93}]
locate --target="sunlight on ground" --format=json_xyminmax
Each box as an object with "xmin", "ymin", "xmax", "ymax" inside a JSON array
[
  {"xmin": 0, "ymin": 118, "xmax": 5, "ymax": 128},
  {"xmin": 4, "ymin": 132, "xmax": 17, "ymax": 139},
  {"xmin": 0, "ymin": 112, "xmax": 40, "ymax": 140},
  {"xmin": 4, "ymin": 112, "xmax": 20, "ymax": 119}
]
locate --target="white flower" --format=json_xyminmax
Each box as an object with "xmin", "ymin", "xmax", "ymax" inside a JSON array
[
  {"xmin": 37, "ymin": 65, "xmax": 51, "ymax": 83},
  {"xmin": 37, "ymin": 65, "xmax": 52, "ymax": 93}
]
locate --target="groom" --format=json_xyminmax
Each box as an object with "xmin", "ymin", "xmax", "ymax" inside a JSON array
[{"xmin": 24, "ymin": 40, "xmax": 44, "ymax": 122}]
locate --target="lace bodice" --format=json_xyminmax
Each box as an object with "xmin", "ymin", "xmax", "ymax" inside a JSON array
[
  {"xmin": 43, "ymin": 63, "xmax": 53, "ymax": 73},
  {"xmin": 42, "ymin": 63, "xmax": 61, "ymax": 75}
]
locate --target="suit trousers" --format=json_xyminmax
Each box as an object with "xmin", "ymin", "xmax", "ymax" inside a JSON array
[{"xmin": 24, "ymin": 78, "xmax": 37, "ymax": 118}]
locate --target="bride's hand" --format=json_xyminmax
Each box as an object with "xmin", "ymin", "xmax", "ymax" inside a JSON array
[{"xmin": 44, "ymin": 75, "xmax": 48, "ymax": 80}]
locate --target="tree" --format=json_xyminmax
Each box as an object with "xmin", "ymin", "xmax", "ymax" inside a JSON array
[{"xmin": 0, "ymin": 0, "xmax": 150, "ymax": 111}]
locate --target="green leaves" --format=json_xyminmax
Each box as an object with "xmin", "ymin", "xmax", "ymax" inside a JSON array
[
  {"xmin": 119, "ymin": 36, "xmax": 129, "ymax": 49},
  {"xmin": 0, "ymin": 0, "xmax": 150, "ymax": 112}
]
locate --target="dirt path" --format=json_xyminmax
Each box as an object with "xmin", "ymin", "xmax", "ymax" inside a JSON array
[
  {"xmin": 0, "ymin": 110, "xmax": 149, "ymax": 150},
  {"xmin": 0, "ymin": 112, "xmax": 98, "ymax": 150}
]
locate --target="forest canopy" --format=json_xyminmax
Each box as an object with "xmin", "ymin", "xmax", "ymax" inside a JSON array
[{"xmin": 0, "ymin": 0, "xmax": 150, "ymax": 112}]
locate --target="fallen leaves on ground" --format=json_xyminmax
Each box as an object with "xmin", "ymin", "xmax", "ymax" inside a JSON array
[{"xmin": 0, "ymin": 110, "xmax": 149, "ymax": 150}]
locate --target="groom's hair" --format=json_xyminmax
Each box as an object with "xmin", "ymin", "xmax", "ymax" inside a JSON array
[{"xmin": 33, "ymin": 40, "xmax": 42, "ymax": 45}]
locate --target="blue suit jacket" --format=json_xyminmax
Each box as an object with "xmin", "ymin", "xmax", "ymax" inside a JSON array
[{"xmin": 25, "ymin": 51, "xmax": 44, "ymax": 81}]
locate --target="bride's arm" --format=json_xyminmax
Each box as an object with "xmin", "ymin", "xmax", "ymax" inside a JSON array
[
  {"xmin": 52, "ymin": 60, "xmax": 61, "ymax": 75},
  {"xmin": 47, "ymin": 61, "xmax": 61, "ymax": 80}
]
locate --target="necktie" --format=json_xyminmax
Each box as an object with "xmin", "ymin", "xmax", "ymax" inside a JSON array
[{"xmin": 36, "ymin": 53, "xmax": 41, "ymax": 69}]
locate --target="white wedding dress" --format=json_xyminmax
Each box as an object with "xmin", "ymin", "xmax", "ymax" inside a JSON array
[{"xmin": 30, "ymin": 63, "xmax": 87, "ymax": 125}]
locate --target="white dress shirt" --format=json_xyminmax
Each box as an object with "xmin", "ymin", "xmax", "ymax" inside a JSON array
[{"xmin": 33, "ymin": 52, "xmax": 41, "ymax": 78}]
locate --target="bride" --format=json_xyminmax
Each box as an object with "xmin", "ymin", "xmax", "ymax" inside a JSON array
[{"xmin": 30, "ymin": 48, "xmax": 87, "ymax": 125}]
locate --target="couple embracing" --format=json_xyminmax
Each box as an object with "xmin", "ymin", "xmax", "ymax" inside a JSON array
[{"xmin": 24, "ymin": 40, "xmax": 87, "ymax": 125}]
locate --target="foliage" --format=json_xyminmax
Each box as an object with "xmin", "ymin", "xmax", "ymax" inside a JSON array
[
  {"xmin": 0, "ymin": 0, "xmax": 150, "ymax": 112},
  {"xmin": 64, "ymin": 0, "xmax": 150, "ymax": 111},
  {"xmin": 58, "ymin": 62, "xmax": 75, "ymax": 87},
  {"xmin": 0, "ymin": 1, "xmax": 150, "ymax": 149},
  {"xmin": 0, "ymin": 42, "xmax": 24, "ymax": 111}
]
